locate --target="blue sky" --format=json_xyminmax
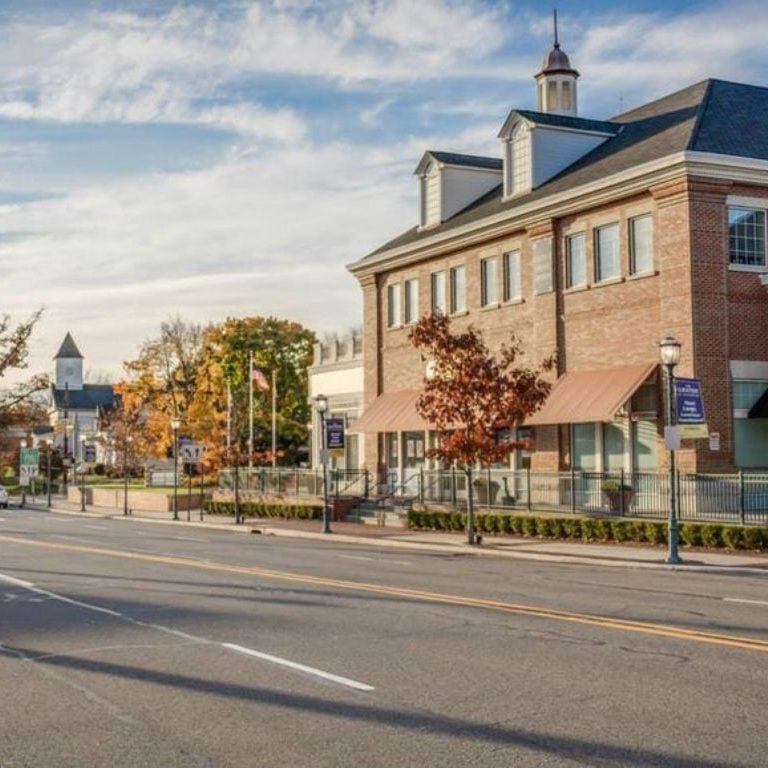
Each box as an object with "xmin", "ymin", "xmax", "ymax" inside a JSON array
[{"xmin": 2, "ymin": 0, "xmax": 767, "ymax": 382}]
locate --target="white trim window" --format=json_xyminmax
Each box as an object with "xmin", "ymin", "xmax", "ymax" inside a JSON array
[
  {"xmin": 449, "ymin": 265, "xmax": 466, "ymax": 313},
  {"xmin": 480, "ymin": 257, "xmax": 498, "ymax": 307},
  {"xmin": 404, "ymin": 278, "xmax": 419, "ymax": 324},
  {"xmin": 728, "ymin": 207, "xmax": 766, "ymax": 267},
  {"xmin": 595, "ymin": 223, "xmax": 620, "ymax": 282},
  {"xmin": 387, "ymin": 283, "xmax": 401, "ymax": 328},
  {"xmin": 565, "ymin": 233, "xmax": 586, "ymax": 288},
  {"xmin": 629, "ymin": 215, "xmax": 654, "ymax": 275},
  {"xmin": 503, "ymin": 249, "xmax": 522, "ymax": 301},
  {"xmin": 430, "ymin": 271, "xmax": 446, "ymax": 314}
]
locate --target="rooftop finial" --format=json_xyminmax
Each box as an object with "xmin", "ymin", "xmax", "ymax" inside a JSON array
[{"xmin": 553, "ymin": 8, "xmax": 559, "ymax": 48}]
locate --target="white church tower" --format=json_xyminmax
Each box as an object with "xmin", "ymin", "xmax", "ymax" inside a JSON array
[
  {"xmin": 54, "ymin": 332, "xmax": 84, "ymax": 391},
  {"xmin": 534, "ymin": 10, "xmax": 579, "ymax": 117}
]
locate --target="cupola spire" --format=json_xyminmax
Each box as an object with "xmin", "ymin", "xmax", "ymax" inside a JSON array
[{"xmin": 534, "ymin": 9, "xmax": 579, "ymax": 117}]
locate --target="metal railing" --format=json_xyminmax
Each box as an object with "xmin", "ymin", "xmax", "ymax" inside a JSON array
[{"xmin": 216, "ymin": 466, "xmax": 768, "ymax": 525}]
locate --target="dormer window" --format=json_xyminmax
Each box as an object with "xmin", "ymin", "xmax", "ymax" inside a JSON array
[{"xmin": 503, "ymin": 122, "xmax": 531, "ymax": 198}]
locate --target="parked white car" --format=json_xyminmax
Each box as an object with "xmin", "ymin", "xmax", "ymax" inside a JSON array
[{"xmin": 0, "ymin": 485, "xmax": 8, "ymax": 508}]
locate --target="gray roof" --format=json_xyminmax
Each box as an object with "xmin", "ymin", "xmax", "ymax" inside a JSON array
[
  {"xmin": 360, "ymin": 79, "xmax": 764, "ymax": 262},
  {"xmin": 513, "ymin": 110, "xmax": 620, "ymax": 135},
  {"xmin": 52, "ymin": 384, "xmax": 118, "ymax": 412},
  {"xmin": 54, "ymin": 332, "xmax": 83, "ymax": 360},
  {"xmin": 426, "ymin": 151, "xmax": 502, "ymax": 171}
]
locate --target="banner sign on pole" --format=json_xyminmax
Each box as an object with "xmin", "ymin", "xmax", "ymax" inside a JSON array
[
  {"xmin": 325, "ymin": 418, "xmax": 345, "ymax": 451},
  {"xmin": 674, "ymin": 378, "xmax": 706, "ymax": 424}
]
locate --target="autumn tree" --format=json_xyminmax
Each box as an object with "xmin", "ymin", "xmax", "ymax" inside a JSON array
[
  {"xmin": 206, "ymin": 316, "xmax": 315, "ymax": 465},
  {"xmin": 0, "ymin": 310, "xmax": 49, "ymax": 429},
  {"xmin": 409, "ymin": 313, "xmax": 553, "ymax": 545},
  {"xmin": 121, "ymin": 317, "xmax": 210, "ymax": 459}
]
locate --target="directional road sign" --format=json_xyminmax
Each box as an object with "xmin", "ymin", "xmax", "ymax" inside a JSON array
[{"xmin": 180, "ymin": 442, "xmax": 205, "ymax": 463}]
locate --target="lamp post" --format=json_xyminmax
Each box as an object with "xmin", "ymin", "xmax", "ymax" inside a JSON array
[
  {"xmin": 79, "ymin": 434, "xmax": 87, "ymax": 512},
  {"xmin": 659, "ymin": 336, "xmax": 682, "ymax": 565},
  {"xmin": 19, "ymin": 439, "xmax": 27, "ymax": 508},
  {"xmin": 171, "ymin": 416, "xmax": 181, "ymax": 521},
  {"xmin": 45, "ymin": 440, "xmax": 52, "ymax": 508},
  {"xmin": 63, "ymin": 422, "xmax": 73, "ymax": 494},
  {"xmin": 123, "ymin": 434, "xmax": 133, "ymax": 516},
  {"xmin": 313, "ymin": 394, "xmax": 332, "ymax": 534}
]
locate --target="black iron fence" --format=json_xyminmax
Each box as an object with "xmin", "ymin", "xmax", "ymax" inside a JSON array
[{"xmin": 218, "ymin": 467, "xmax": 768, "ymax": 525}]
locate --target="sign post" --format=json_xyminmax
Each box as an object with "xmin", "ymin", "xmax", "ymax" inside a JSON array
[{"xmin": 179, "ymin": 442, "xmax": 205, "ymax": 521}]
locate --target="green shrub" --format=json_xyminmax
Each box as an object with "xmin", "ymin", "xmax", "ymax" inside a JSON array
[
  {"xmin": 521, "ymin": 516, "xmax": 538, "ymax": 537},
  {"xmin": 611, "ymin": 520, "xmax": 631, "ymax": 542},
  {"xmin": 563, "ymin": 518, "xmax": 582, "ymax": 538},
  {"xmin": 596, "ymin": 519, "xmax": 614, "ymax": 542},
  {"xmin": 450, "ymin": 512, "xmax": 464, "ymax": 531},
  {"xmin": 499, "ymin": 514, "xmax": 512, "ymax": 535},
  {"xmin": 548, "ymin": 518, "xmax": 567, "ymax": 538},
  {"xmin": 722, "ymin": 526, "xmax": 745, "ymax": 550},
  {"xmin": 680, "ymin": 523, "xmax": 703, "ymax": 547},
  {"xmin": 510, "ymin": 516, "xmax": 524, "ymax": 535},
  {"xmin": 644, "ymin": 522, "xmax": 666, "ymax": 545},
  {"xmin": 627, "ymin": 520, "xmax": 647, "ymax": 542},
  {"xmin": 743, "ymin": 527, "xmax": 765, "ymax": 550},
  {"xmin": 580, "ymin": 519, "xmax": 597, "ymax": 541},
  {"xmin": 701, "ymin": 524, "xmax": 723, "ymax": 548},
  {"xmin": 537, "ymin": 518, "xmax": 554, "ymax": 538}
]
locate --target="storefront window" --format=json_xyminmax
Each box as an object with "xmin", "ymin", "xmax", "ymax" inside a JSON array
[
  {"xmin": 572, "ymin": 423, "xmax": 596, "ymax": 471},
  {"xmin": 603, "ymin": 422, "xmax": 625, "ymax": 472},
  {"xmin": 403, "ymin": 431, "xmax": 425, "ymax": 469},
  {"xmin": 631, "ymin": 420, "xmax": 658, "ymax": 471}
]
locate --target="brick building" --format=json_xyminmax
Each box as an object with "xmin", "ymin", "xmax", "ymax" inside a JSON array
[{"xmin": 347, "ymin": 34, "xmax": 768, "ymax": 487}]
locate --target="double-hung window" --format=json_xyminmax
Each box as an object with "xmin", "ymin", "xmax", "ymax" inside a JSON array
[
  {"xmin": 503, "ymin": 249, "xmax": 521, "ymax": 301},
  {"xmin": 387, "ymin": 284, "xmax": 401, "ymax": 328},
  {"xmin": 629, "ymin": 215, "xmax": 654, "ymax": 275},
  {"xmin": 404, "ymin": 278, "xmax": 419, "ymax": 324},
  {"xmin": 565, "ymin": 233, "xmax": 586, "ymax": 288},
  {"xmin": 480, "ymin": 257, "xmax": 498, "ymax": 307},
  {"xmin": 728, "ymin": 207, "xmax": 766, "ymax": 267},
  {"xmin": 595, "ymin": 223, "xmax": 620, "ymax": 282},
  {"xmin": 449, "ymin": 265, "xmax": 466, "ymax": 313},
  {"xmin": 430, "ymin": 271, "xmax": 446, "ymax": 314}
]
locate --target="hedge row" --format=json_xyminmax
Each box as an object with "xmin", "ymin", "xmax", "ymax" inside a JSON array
[
  {"xmin": 406, "ymin": 510, "xmax": 768, "ymax": 551},
  {"xmin": 205, "ymin": 500, "xmax": 322, "ymax": 520}
]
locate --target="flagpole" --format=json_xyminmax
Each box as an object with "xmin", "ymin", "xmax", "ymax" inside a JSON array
[
  {"xmin": 271, "ymin": 368, "xmax": 277, "ymax": 468},
  {"xmin": 248, "ymin": 351, "xmax": 254, "ymax": 471}
]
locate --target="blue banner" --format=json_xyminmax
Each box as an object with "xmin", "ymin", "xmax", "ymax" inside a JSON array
[
  {"xmin": 674, "ymin": 378, "xmax": 706, "ymax": 424},
  {"xmin": 326, "ymin": 417, "xmax": 345, "ymax": 450}
]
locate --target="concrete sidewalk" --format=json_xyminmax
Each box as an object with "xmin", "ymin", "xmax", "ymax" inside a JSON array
[{"xmin": 14, "ymin": 497, "xmax": 768, "ymax": 574}]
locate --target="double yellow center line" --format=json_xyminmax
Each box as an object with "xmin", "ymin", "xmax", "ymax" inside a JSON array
[{"xmin": 2, "ymin": 533, "xmax": 766, "ymax": 654}]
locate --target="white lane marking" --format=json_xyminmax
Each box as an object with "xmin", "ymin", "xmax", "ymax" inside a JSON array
[
  {"xmin": 724, "ymin": 597, "xmax": 768, "ymax": 607},
  {"xmin": 83, "ymin": 525, "xmax": 108, "ymax": 530},
  {"xmin": 338, "ymin": 554, "xmax": 375, "ymax": 562},
  {"xmin": 221, "ymin": 643, "xmax": 375, "ymax": 692},
  {"xmin": 0, "ymin": 572, "xmax": 375, "ymax": 693},
  {"xmin": 338, "ymin": 554, "xmax": 411, "ymax": 567},
  {"xmin": 0, "ymin": 517, "xmax": 5, "ymax": 522},
  {"xmin": 172, "ymin": 536, "xmax": 206, "ymax": 542}
]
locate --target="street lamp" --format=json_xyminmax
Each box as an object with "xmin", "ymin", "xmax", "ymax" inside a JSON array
[
  {"xmin": 123, "ymin": 434, "xmax": 133, "ymax": 516},
  {"xmin": 313, "ymin": 394, "xmax": 332, "ymax": 534},
  {"xmin": 659, "ymin": 335, "xmax": 682, "ymax": 565},
  {"xmin": 44, "ymin": 440, "xmax": 52, "ymax": 508},
  {"xmin": 19, "ymin": 439, "xmax": 27, "ymax": 508},
  {"xmin": 63, "ymin": 422, "xmax": 74, "ymax": 494},
  {"xmin": 79, "ymin": 434, "xmax": 87, "ymax": 512},
  {"xmin": 171, "ymin": 416, "xmax": 181, "ymax": 521}
]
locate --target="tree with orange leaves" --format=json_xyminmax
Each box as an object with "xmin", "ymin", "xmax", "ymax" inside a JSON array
[{"xmin": 409, "ymin": 313, "xmax": 554, "ymax": 545}]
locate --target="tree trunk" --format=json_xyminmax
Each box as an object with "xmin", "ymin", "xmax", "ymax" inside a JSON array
[{"xmin": 466, "ymin": 466, "xmax": 476, "ymax": 545}]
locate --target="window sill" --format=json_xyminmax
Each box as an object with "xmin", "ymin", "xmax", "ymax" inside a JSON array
[
  {"xmin": 502, "ymin": 297, "xmax": 525, "ymax": 306},
  {"xmin": 728, "ymin": 264, "xmax": 767, "ymax": 273},
  {"xmin": 480, "ymin": 302, "xmax": 500, "ymax": 312},
  {"xmin": 627, "ymin": 269, "xmax": 658, "ymax": 281},
  {"xmin": 386, "ymin": 324, "xmax": 404, "ymax": 332},
  {"xmin": 593, "ymin": 276, "xmax": 624, "ymax": 288},
  {"xmin": 450, "ymin": 309, "xmax": 469, "ymax": 318},
  {"xmin": 563, "ymin": 283, "xmax": 589, "ymax": 295}
]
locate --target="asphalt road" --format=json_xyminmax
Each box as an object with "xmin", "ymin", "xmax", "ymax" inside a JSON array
[{"xmin": 0, "ymin": 507, "xmax": 766, "ymax": 768}]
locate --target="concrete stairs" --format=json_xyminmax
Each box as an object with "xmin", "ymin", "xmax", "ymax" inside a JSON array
[{"xmin": 345, "ymin": 498, "xmax": 408, "ymax": 528}]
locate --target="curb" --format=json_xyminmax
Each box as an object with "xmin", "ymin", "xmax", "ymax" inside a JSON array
[{"xmin": 22, "ymin": 502, "xmax": 768, "ymax": 575}]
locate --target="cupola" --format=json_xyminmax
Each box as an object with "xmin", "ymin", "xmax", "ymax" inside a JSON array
[
  {"xmin": 534, "ymin": 10, "xmax": 579, "ymax": 117},
  {"xmin": 54, "ymin": 332, "xmax": 84, "ymax": 391}
]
